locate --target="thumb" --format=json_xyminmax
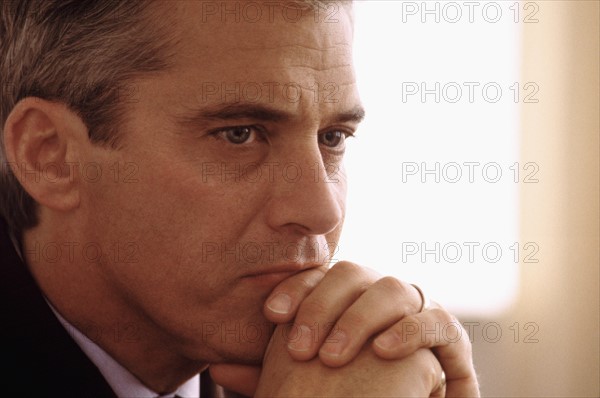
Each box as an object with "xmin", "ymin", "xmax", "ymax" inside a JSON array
[{"xmin": 209, "ymin": 363, "xmax": 262, "ymax": 397}]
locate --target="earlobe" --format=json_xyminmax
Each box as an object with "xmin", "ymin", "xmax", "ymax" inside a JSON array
[{"xmin": 3, "ymin": 98, "xmax": 87, "ymax": 212}]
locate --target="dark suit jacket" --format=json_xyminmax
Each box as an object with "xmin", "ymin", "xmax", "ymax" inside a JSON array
[{"xmin": 0, "ymin": 217, "xmax": 244, "ymax": 398}]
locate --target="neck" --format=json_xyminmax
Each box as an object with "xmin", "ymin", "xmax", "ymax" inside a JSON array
[{"xmin": 22, "ymin": 226, "xmax": 207, "ymax": 393}]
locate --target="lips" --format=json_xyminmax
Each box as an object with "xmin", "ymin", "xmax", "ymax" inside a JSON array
[
  {"xmin": 241, "ymin": 264, "xmax": 320, "ymax": 286},
  {"xmin": 244, "ymin": 265, "xmax": 304, "ymax": 278},
  {"xmin": 243, "ymin": 270, "xmax": 297, "ymax": 284},
  {"xmin": 242, "ymin": 261, "xmax": 325, "ymax": 277}
]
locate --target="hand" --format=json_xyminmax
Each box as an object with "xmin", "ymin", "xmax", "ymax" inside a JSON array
[
  {"xmin": 211, "ymin": 261, "xmax": 479, "ymax": 397},
  {"xmin": 371, "ymin": 299, "xmax": 479, "ymax": 397},
  {"xmin": 265, "ymin": 261, "xmax": 479, "ymax": 396},
  {"xmin": 254, "ymin": 323, "xmax": 446, "ymax": 397}
]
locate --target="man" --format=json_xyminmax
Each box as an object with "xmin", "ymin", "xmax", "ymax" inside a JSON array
[{"xmin": 0, "ymin": 1, "xmax": 479, "ymax": 397}]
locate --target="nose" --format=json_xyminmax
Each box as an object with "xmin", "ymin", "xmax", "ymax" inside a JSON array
[{"xmin": 265, "ymin": 143, "xmax": 345, "ymax": 237}]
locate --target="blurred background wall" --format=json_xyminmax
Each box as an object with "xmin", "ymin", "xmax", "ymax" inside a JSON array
[
  {"xmin": 344, "ymin": 1, "xmax": 599, "ymax": 396},
  {"xmin": 472, "ymin": 1, "xmax": 599, "ymax": 396}
]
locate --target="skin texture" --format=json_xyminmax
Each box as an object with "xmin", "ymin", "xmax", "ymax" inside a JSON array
[
  {"xmin": 254, "ymin": 324, "xmax": 446, "ymax": 397},
  {"xmin": 3, "ymin": 1, "xmax": 479, "ymax": 396}
]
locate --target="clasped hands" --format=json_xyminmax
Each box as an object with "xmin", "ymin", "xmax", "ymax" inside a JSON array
[{"xmin": 210, "ymin": 261, "xmax": 480, "ymax": 397}]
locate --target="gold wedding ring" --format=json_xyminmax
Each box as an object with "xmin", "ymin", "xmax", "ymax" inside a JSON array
[{"xmin": 410, "ymin": 283, "xmax": 431, "ymax": 313}]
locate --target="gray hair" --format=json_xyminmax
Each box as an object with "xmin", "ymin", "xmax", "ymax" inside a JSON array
[{"xmin": 0, "ymin": 0, "xmax": 351, "ymax": 235}]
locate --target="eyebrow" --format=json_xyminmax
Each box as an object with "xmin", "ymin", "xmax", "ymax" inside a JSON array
[
  {"xmin": 333, "ymin": 106, "xmax": 366, "ymax": 124},
  {"xmin": 174, "ymin": 103, "xmax": 366, "ymax": 129}
]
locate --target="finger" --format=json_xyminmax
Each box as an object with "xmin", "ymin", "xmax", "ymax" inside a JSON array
[
  {"xmin": 371, "ymin": 307, "xmax": 479, "ymax": 397},
  {"xmin": 372, "ymin": 305, "xmax": 457, "ymax": 358},
  {"xmin": 318, "ymin": 276, "xmax": 423, "ymax": 367},
  {"xmin": 263, "ymin": 265, "xmax": 328, "ymax": 323},
  {"xmin": 435, "ymin": 328, "xmax": 480, "ymax": 397},
  {"xmin": 286, "ymin": 261, "xmax": 379, "ymax": 360},
  {"xmin": 209, "ymin": 363, "xmax": 261, "ymax": 397},
  {"xmin": 430, "ymin": 370, "xmax": 447, "ymax": 398},
  {"xmin": 412, "ymin": 347, "xmax": 446, "ymax": 397},
  {"xmin": 446, "ymin": 375, "xmax": 480, "ymax": 398}
]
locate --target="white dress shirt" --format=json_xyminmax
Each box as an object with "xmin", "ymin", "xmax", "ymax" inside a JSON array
[
  {"xmin": 47, "ymin": 301, "xmax": 200, "ymax": 398},
  {"xmin": 9, "ymin": 230, "xmax": 200, "ymax": 398}
]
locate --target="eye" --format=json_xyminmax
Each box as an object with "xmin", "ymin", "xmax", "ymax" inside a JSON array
[
  {"xmin": 318, "ymin": 130, "xmax": 353, "ymax": 148},
  {"xmin": 213, "ymin": 126, "xmax": 260, "ymax": 144}
]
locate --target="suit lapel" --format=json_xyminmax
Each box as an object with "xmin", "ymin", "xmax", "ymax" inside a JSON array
[
  {"xmin": 0, "ymin": 218, "xmax": 118, "ymax": 397},
  {"xmin": 0, "ymin": 218, "xmax": 249, "ymax": 398}
]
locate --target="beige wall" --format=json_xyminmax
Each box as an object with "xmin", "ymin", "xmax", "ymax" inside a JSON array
[{"xmin": 471, "ymin": 1, "xmax": 599, "ymax": 396}]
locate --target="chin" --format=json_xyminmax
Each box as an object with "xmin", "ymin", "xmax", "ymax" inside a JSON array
[
  {"xmin": 179, "ymin": 317, "xmax": 275, "ymax": 364},
  {"xmin": 214, "ymin": 322, "xmax": 275, "ymax": 363},
  {"xmin": 215, "ymin": 350, "xmax": 265, "ymax": 366},
  {"xmin": 187, "ymin": 337, "xmax": 271, "ymax": 366}
]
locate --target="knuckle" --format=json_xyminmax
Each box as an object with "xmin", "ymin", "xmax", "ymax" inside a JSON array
[
  {"xmin": 458, "ymin": 327, "xmax": 474, "ymax": 352},
  {"xmin": 374, "ymin": 277, "xmax": 418, "ymax": 314},
  {"xmin": 384, "ymin": 326, "xmax": 404, "ymax": 342},
  {"xmin": 433, "ymin": 308, "xmax": 455, "ymax": 325},
  {"xmin": 275, "ymin": 267, "xmax": 325, "ymax": 297},
  {"xmin": 435, "ymin": 311, "xmax": 469, "ymax": 346},
  {"xmin": 376, "ymin": 276, "xmax": 405, "ymax": 294},
  {"xmin": 329, "ymin": 261, "xmax": 374, "ymax": 291},
  {"xmin": 398, "ymin": 316, "xmax": 422, "ymax": 343},
  {"xmin": 401, "ymin": 314, "xmax": 420, "ymax": 327},
  {"xmin": 330, "ymin": 260, "xmax": 362, "ymax": 276},
  {"xmin": 296, "ymin": 296, "xmax": 330, "ymax": 321},
  {"xmin": 293, "ymin": 271, "xmax": 320, "ymax": 292},
  {"xmin": 338, "ymin": 310, "xmax": 368, "ymax": 334}
]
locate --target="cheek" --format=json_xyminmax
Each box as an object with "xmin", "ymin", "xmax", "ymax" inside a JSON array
[
  {"xmin": 79, "ymin": 155, "xmax": 219, "ymax": 277},
  {"xmin": 324, "ymin": 170, "xmax": 347, "ymax": 258},
  {"xmin": 81, "ymin": 159, "xmax": 274, "ymax": 336},
  {"xmin": 334, "ymin": 165, "xmax": 348, "ymax": 216}
]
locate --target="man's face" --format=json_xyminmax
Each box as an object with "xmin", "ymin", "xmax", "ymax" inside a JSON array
[{"xmin": 81, "ymin": 1, "xmax": 362, "ymax": 364}]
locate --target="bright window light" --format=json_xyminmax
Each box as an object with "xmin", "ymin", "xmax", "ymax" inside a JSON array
[{"xmin": 339, "ymin": 1, "xmax": 523, "ymax": 316}]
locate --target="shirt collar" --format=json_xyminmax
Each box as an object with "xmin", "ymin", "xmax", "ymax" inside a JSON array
[
  {"xmin": 8, "ymin": 228, "xmax": 24, "ymax": 261},
  {"xmin": 11, "ymin": 228, "xmax": 200, "ymax": 397},
  {"xmin": 46, "ymin": 299, "xmax": 200, "ymax": 398}
]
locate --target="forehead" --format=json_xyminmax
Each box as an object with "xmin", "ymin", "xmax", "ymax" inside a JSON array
[
  {"xmin": 142, "ymin": 1, "xmax": 358, "ymax": 117},
  {"xmin": 181, "ymin": 5, "xmax": 350, "ymax": 59}
]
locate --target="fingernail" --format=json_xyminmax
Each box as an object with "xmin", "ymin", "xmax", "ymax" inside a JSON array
[
  {"xmin": 320, "ymin": 330, "xmax": 348, "ymax": 357},
  {"xmin": 266, "ymin": 293, "xmax": 292, "ymax": 314},
  {"xmin": 288, "ymin": 325, "xmax": 313, "ymax": 352},
  {"xmin": 374, "ymin": 332, "xmax": 399, "ymax": 350}
]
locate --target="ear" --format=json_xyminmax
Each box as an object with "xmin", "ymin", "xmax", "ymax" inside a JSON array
[{"xmin": 3, "ymin": 98, "xmax": 87, "ymax": 212}]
